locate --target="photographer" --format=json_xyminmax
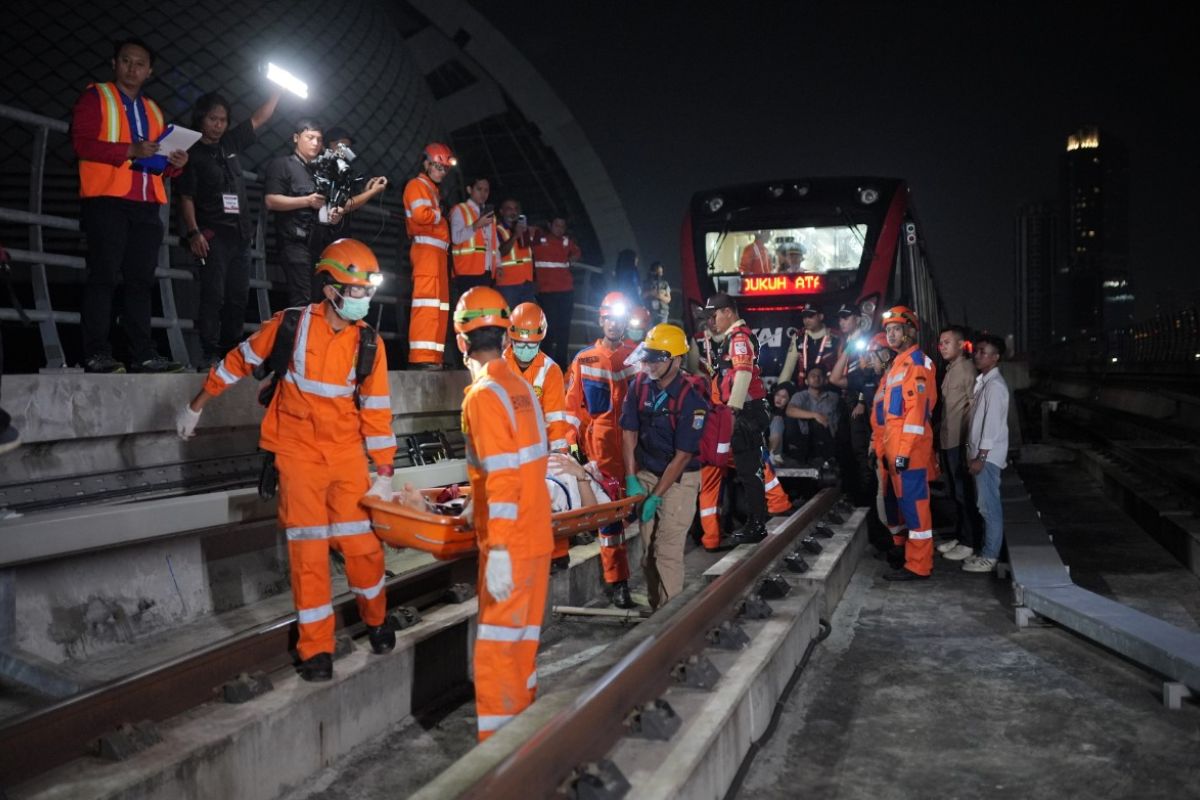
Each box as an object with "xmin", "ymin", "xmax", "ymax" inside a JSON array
[
  {"xmin": 308, "ymin": 126, "xmax": 388, "ymax": 255},
  {"xmin": 264, "ymin": 118, "xmax": 329, "ymax": 307},
  {"xmin": 495, "ymin": 198, "xmax": 536, "ymax": 309},
  {"xmin": 176, "ymin": 88, "xmax": 281, "ymax": 370},
  {"xmin": 449, "ymin": 175, "xmax": 498, "ymax": 301}
]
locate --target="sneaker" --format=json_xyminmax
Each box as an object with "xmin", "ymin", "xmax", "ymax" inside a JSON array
[
  {"xmin": 962, "ymin": 556, "xmax": 997, "ymax": 573},
  {"xmin": 943, "ymin": 544, "xmax": 975, "ymax": 561},
  {"xmin": 129, "ymin": 355, "xmax": 185, "ymax": 374},
  {"xmin": 84, "ymin": 354, "xmax": 126, "ymax": 374},
  {"xmin": 936, "ymin": 538, "xmax": 960, "ymax": 555},
  {"xmin": 367, "ymin": 623, "xmax": 396, "ymax": 655},
  {"xmin": 298, "ymin": 652, "xmax": 333, "ymax": 682}
]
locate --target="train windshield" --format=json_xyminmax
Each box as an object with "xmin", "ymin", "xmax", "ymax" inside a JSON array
[{"xmin": 705, "ymin": 225, "xmax": 869, "ymax": 277}]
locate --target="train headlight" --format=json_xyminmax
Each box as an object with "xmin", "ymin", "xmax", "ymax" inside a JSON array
[
  {"xmin": 706, "ymin": 196, "xmax": 724, "ymax": 213},
  {"xmin": 768, "ymin": 185, "xmax": 784, "ymax": 198},
  {"xmin": 858, "ymin": 186, "xmax": 880, "ymax": 205},
  {"xmin": 860, "ymin": 297, "xmax": 877, "ymax": 317},
  {"xmin": 794, "ymin": 183, "xmax": 810, "ymax": 197}
]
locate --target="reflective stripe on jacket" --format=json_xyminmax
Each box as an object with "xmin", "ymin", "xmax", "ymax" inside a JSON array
[
  {"xmin": 450, "ymin": 200, "xmax": 496, "ymax": 275},
  {"xmin": 496, "ymin": 226, "xmax": 533, "ymax": 286},
  {"xmin": 504, "ymin": 348, "xmax": 571, "ymax": 452},
  {"xmin": 880, "ymin": 345, "xmax": 938, "ymax": 459},
  {"xmin": 403, "ymin": 174, "xmax": 449, "ymax": 244},
  {"xmin": 77, "ymin": 82, "xmax": 167, "ymax": 201},
  {"xmin": 565, "ymin": 339, "xmax": 638, "ymax": 441}
]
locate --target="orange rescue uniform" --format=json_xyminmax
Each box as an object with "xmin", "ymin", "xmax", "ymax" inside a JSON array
[
  {"xmin": 738, "ymin": 241, "xmax": 773, "ymax": 275},
  {"xmin": 203, "ymin": 303, "xmax": 397, "ymax": 660},
  {"xmin": 564, "ymin": 338, "xmax": 638, "ymax": 583},
  {"xmin": 463, "ymin": 359, "xmax": 553, "ymax": 740},
  {"xmin": 403, "ymin": 173, "xmax": 450, "ymax": 364}
]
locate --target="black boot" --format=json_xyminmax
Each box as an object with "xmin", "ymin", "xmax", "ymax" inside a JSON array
[
  {"xmin": 704, "ymin": 537, "xmax": 738, "ymax": 553},
  {"xmin": 732, "ymin": 518, "xmax": 768, "ymax": 545},
  {"xmin": 298, "ymin": 652, "xmax": 333, "ymax": 682},
  {"xmin": 610, "ymin": 580, "xmax": 635, "ymax": 609},
  {"xmin": 367, "ymin": 623, "xmax": 396, "ymax": 655},
  {"xmin": 886, "ymin": 545, "xmax": 906, "ymax": 570}
]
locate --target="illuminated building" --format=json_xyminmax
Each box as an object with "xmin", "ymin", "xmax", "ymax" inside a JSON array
[{"xmin": 1015, "ymin": 203, "xmax": 1057, "ymax": 354}]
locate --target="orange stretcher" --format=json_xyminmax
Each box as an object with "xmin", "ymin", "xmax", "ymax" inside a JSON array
[{"xmin": 360, "ymin": 488, "xmax": 640, "ymax": 561}]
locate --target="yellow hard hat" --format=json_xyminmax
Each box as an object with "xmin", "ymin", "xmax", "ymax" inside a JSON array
[{"xmin": 642, "ymin": 323, "xmax": 688, "ymax": 358}]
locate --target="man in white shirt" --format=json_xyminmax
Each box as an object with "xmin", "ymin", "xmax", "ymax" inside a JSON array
[{"xmin": 961, "ymin": 334, "xmax": 1010, "ymax": 573}]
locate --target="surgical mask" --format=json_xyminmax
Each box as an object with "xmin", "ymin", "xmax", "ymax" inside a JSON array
[
  {"xmin": 512, "ymin": 341, "xmax": 540, "ymax": 362},
  {"xmin": 628, "ymin": 329, "xmax": 645, "ymax": 342},
  {"xmin": 334, "ymin": 292, "xmax": 371, "ymax": 321}
]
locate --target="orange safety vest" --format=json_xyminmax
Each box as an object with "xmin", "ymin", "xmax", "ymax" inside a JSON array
[
  {"xmin": 78, "ymin": 82, "xmax": 167, "ymax": 202},
  {"xmin": 202, "ymin": 303, "xmax": 398, "ymax": 468},
  {"xmin": 450, "ymin": 201, "xmax": 496, "ymax": 276},
  {"xmin": 504, "ymin": 347, "xmax": 571, "ymax": 452},
  {"xmin": 496, "ymin": 226, "xmax": 534, "ymax": 286},
  {"xmin": 462, "ymin": 359, "xmax": 554, "ymax": 559},
  {"xmin": 403, "ymin": 174, "xmax": 449, "ymax": 248}
]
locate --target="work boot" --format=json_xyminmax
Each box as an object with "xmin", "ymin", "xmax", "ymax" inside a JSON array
[
  {"xmin": 886, "ymin": 545, "xmax": 906, "ymax": 570},
  {"xmin": 298, "ymin": 652, "xmax": 333, "ymax": 682},
  {"xmin": 732, "ymin": 518, "xmax": 768, "ymax": 546},
  {"xmin": 367, "ymin": 623, "xmax": 396, "ymax": 655},
  {"xmin": 883, "ymin": 567, "xmax": 929, "ymax": 582},
  {"xmin": 610, "ymin": 580, "xmax": 635, "ymax": 609},
  {"xmin": 703, "ymin": 537, "xmax": 738, "ymax": 553},
  {"xmin": 129, "ymin": 354, "xmax": 184, "ymax": 373},
  {"xmin": 84, "ymin": 354, "xmax": 126, "ymax": 374},
  {"xmin": 551, "ymin": 555, "xmax": 570, "ymax": 573}
]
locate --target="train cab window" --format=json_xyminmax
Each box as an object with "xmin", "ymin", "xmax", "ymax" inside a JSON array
[{"xmin": 705, "ymin": 226, "xmax": 867, "ymax": 278}]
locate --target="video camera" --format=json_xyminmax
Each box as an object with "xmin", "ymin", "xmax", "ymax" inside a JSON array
[{"xmin": 309, "ymin": 142, "xmax": 360, "ymax": 213}]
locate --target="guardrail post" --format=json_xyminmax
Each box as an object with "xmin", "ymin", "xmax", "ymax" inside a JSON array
[
  {"xmin": 27, "ymin": 125, "xmax": 69, "ymax": 371},
  {"xmin": 157, "ymin": 184, "xmax": 189, "ymax": 367}
]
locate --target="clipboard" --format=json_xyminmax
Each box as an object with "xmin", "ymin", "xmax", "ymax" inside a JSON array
[{"xmin": 132, "ymin": 124, "xmax": 203, "ymax": 174}]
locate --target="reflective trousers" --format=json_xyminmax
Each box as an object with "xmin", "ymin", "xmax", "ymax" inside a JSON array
[
  {"xmin": 276, "ymin": 453, "xmax": 387, "ymax": 661},
  {"xmin": 762, "ymin": 455, "xmax": 792, "ymax": 514},
  {"xmin": 475, "ymin": 551, "xmax": 550, "ymax": 741},
  {"xmin": 586, "ymin": 420, "xmax": 630, "ymax": 583},
  {"xmin": 877, "ymin": 456, "xmax": 934, "ymax": 576},
  {"xmin": 408, "ymin": 243, "xmax": 449, "ymax": 365},
  {"xmin": 699, "ymin": 402, "xmax": 769, "ymax": 548}
]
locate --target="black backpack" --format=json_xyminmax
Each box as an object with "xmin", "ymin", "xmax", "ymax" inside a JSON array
[{"xmin": 252, "ymin": 307, "xmax": 379, "ymax": 409}]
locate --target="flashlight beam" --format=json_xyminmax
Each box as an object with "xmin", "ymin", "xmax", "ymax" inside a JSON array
[{"xmin": 266, "ymin": 62, "xmax": 308, "ymax": 99}]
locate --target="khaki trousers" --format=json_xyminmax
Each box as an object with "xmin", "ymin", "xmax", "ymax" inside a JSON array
[{"xmin": 638, "ymin": 468, "xmax": 702, "ymax": 609}]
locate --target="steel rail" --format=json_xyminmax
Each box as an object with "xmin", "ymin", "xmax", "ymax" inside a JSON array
[
  {"xmin": 0, "ymin": 555, "xmax": 476, "ymax": 788},
  {"xmin": 458, "ymin": 488, "xmax": 839, "ymax": 799}
]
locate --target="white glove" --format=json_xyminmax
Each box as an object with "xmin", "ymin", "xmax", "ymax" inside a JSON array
[
  {"xmin": 485, "ymin": 548, "xmax": 514, "ymax": 601},
  {"xmin": 176, "ymin": 404, "xmax": 202, "ymax": 440},
  {"xmin": 366, "ymin": 474, "xmax": 393, "ymax": 500}
]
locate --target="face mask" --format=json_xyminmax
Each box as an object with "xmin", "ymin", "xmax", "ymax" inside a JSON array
[
  {"xmin": 512, "ymin": 341, "xmax": 540, "ymax": 362},
  {"xmin": 629, "ymin": 329, "xmax": 645, "ymax": 342},
  {"xmin": 334, "ymin": 291, "xmax": 371, "ymax": 321}
]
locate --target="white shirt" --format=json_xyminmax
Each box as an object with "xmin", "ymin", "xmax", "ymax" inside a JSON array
[
  {"xmin": 967, "ymin": 368, "xmax": 1010, "ymax": 468},
  {"xmin": 448, "ymin": 199, "xmax": 497, "ymax": 272},
  {"xmin": 545, "ymin": 462, "xmax": 611, "ymax": 512}
]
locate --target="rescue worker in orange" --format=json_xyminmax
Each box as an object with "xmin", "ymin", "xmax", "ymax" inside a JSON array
[
  {"xmin": 503, "ymin": 302, "xmax": 573, "ymax": 571},
  {"xmin": 697, "ymin": 293, "xmax": 771, "ymax": 550},
  {"xmin": 531, "ymin": 214, "xmax": 581, "ymax": 369},
  {"xmin": 403, "ymin": 143, "xmax": 456, "ymax": 369},
  {"xmin": 564, "ymin": 292, "xmax": 638, "ymax": 608},
  {"xmin": 738, "ymin": 231, "xmax": 773, "ymax": 275},
  {"xmin": 453, "ymin": 286, "xmax": 553, "ymax": 740},
  {"xmin": 175, "ymin": 239, "xmax": 398, "ymax": 681},
  {"xmin": 871, "ymin": 306, "xmax": 939, "ymax": 581}
]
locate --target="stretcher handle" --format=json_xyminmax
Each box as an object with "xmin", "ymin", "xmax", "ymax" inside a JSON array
[
  {"xmin": 552, "ymin": 495, "xmax": 640, "ymax": 538},
  {"xmin": 360, "ymin": 495, "xmax": 469, "ymax": 529}
]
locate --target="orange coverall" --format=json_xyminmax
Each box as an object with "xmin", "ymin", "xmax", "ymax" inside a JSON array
[
  {"xmin": 739, "ymin": 241, "xmax": 773, "ymax": 275},
  {"xmin": 403, "ymin": 173, "xmax": 450, "ymax": 364},
  {"xmin": 872, "ymin": 344, "xmax": 939, "ymax": 575},
  {"xmin": 463, "ymin": 359, "xmax": 553, "ymax": 740},
  {"xmin": 203, "ymin": 303, "xmax": 397, "ymax": 660},
  {"xmin": 504, "ymin": 346, "xmax": 573, "ymax": 560},
  {"xmin": 564, "ymin": 338, "xmax": 637, "ymax": 583}
]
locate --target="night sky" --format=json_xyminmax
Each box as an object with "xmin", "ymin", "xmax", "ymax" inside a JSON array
[{"xmin": 480, "ymin": 2, "xmax": 1193, "ymax": 334}]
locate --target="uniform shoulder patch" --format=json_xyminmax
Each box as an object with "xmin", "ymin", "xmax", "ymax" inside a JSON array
[
  {"xmin": 733, "ymin": 340, "xmax": 749, "ymax": 356},
  {"xmin": 692, "ymin": 409, "xmax": 706, "ymax": 430}
]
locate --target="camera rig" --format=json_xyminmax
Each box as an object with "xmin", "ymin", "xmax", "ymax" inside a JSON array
[{"xmin": 309, "ymin": 143, "xmax": 360, "ymax": 210}]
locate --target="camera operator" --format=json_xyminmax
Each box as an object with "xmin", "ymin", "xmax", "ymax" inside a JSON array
[
  {"xmin": 175, "ymin": 88, "xmax": 281, "ymax": 370},
  {"xmin": 264, "ymin": 118, "xmax": 330, "ymax": 307},
  {"xmin": 495, "ymin": 198, "xmax": 536, "ymax": 309},
  {"xmin": 308, "ymin": 126, "xmax": 388, "ymax": 255}
]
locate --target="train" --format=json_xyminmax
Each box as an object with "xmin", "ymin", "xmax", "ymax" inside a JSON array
[{"xmin": 679, "ymin": 177, "xmax": 946, "ymax": 381}]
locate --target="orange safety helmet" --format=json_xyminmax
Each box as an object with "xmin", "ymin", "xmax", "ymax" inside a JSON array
[
  {"xmin": 423, "ymin": 142, "xmax": 457, "ymax": 167},
  {"xmin": 628, "ymin": 305, "xmax": 652, "ymax": 332},
  {"xmin": 314, "ymin": 238, "xmax": 382, "ymax": 287},
  {"xmin": 599, "ymin": 291, "xmax": 630, "ymax": 321},
  {"xmin": 453, "ymin": 286, "xmax": 510, "ymax": 334},
  {"xmin": 509, "ymin": 302, "xmax": 547, "ymax": 342},
  {"xmin": 880, "ymin": 305, "xmax": 920, "ymax": 330}
]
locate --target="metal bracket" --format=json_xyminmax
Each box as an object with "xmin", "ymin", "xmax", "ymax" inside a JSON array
[
  {"xmin": 739, "ymin": 595, "xmax": 774, "ymax": 620},
  {"xmin": 825, "ymin": 510, "xmax": 845, "ymax": 525},
  {"xmin": 707, "ymin": 620, "xmax": 751, "ymax": 650},
  {"xmin": 813, "ymin": 525, "xmax": 835, "ymax": 539},
  {"xmin": 389, "ymin": 606, "xmax": 422, "ymax": 631},
  {"xmin": 92, "ymin": 720, "xmax": 161, "ymax": 761},
  {"xmin": 222, "ymin": 671, "xmax": 273, "ymax": 704},
  {"xmin": 757, "ymin": 574, "xmax": 791, "ymax": 599},
  {"xmin": 623, "ymin": 699, "xmax": 681, "ymax": 740},
  {"xmin": 443, "ymin": 583, "xmax": 476, "ymax": 604},
  {"xmin": 566, "ymin": 759, "xmax": 631, "ymax": 800},
  {"xmin": 671, "ymin": 654, "xmax": 721, "ymax": 690},
  {"xmin": 800, "ymin": 536, "xmax": 824, "ymax": 554},
  {"xmin": 784, "ymin": 550, "xmax": 810, "ymax": 573}
]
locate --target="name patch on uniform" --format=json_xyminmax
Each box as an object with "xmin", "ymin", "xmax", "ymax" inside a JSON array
[
  {"xmin": 733, "ymin": 340, "xmax": 749, "ymax": 356},
  {"xmin": 692, "ymin": 410, "xmax": 707, "ymax": 430}
]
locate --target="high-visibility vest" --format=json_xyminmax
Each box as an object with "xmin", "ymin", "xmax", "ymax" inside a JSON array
[
  {"xmin": 403, "ymin": 174, "xmax": 449, "ymax": 248},
  {"xmin": 450, "ymin": 201, "xmax": 496, "ymax": 276},
  {"xmin": 496, "ymin": 226, "xmax": 533, "ymax": 286},
  {"xmin": 78, "ymin": 82, "xmax": 167, "ymax": 202}
]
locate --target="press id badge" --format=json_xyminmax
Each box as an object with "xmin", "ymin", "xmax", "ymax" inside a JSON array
[{"xmin": 222, "ymin": 193, "xmax": 240, "ymax": 214}]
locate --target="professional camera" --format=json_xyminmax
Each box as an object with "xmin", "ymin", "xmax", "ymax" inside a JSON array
[{"xmin": 309, "ymin": 142, "xmax": 360, "ymax": 212}]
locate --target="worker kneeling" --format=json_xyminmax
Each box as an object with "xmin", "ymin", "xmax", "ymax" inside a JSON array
[
  {"xmin": 175, "ymin": 239, "xmax": 398, "ymax": 682},
  {"xmin": 454, "ymin": 286, "xmax": 554, "ymax": 740},
  {"xmin": 620, "ymin": 324, "xmax": 707, "ymax": 610}
]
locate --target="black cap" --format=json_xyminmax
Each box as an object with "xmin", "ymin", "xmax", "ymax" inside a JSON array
[
  {"xmin": 836, "ymin": 303, "xmax": 859, "ymax": 318},
  {"xmin": 800, "ymin": 306, "xmax": 820, "ymax": 317},
  {"xmin": 704, "ymin": 292, "xmax": 736, "ymax": 311}
]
